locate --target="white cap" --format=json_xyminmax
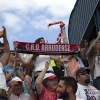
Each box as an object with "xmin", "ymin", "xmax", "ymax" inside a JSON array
[
  {"xmin": 11, "ymin": 77, "xmax": 23, "ymax": 82},
  {"xmin": 43, "ymin": 73, "xmax": 57, "ymax": 80}
]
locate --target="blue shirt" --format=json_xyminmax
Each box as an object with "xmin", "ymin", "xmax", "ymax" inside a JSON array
[{"xmin": 3, "ymin": 65, "xmax": 23, "ymax": 87}]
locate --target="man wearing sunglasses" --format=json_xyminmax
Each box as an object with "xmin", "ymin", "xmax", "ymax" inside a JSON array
[{"xmin": 76, "ymin": 67, "xmax": 100, "ymax": 100}]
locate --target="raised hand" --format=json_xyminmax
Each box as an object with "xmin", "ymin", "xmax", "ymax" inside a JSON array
[
  {"xmin": 10, "ymin": 81, "xmax": 18, "ymax": 88},
  {"xmin": 12, "ymin": 57, "xmax": 17, "ymax": 70},
  {"xmin": 2, "ymin": 26, "xmax": 6, "ymax": 38},
  {"xmin": 63, "ymin": 58, "xmax": 70, "ymax": 68},
  {"xmin": 45, "ymin": 60, "xmax": 49, "ymax": 69},
  {"xmin": 13, "ymin": 42, "xmax": 19, "ymax": 51},
  {"xmin": 60, "ymin": 21, "xmax": 65, "ymax": 29},
  {"xmin": 0, "ymin": 26, "xmax": 6, "ymax": 38}
]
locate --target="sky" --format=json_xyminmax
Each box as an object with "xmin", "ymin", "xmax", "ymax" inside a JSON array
[{"xmin": 0, "ymin": 0, "xmax": 76, "ymax": 50}]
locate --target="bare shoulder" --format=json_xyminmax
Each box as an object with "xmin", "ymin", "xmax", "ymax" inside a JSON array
[{"xmin": 25, "ymin": 75, "xmax": 31, "ymax": 80}]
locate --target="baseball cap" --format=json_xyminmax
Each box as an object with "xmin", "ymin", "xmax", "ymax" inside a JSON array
[
  {"xmin": 43, "ymin": 73, "xmax": 57, "ymax": 80},
  {"xmin": 76, "ymin": 67, "xmax": 90, "ymax": 77},
  {"xmin": 11, "ymin": 77, "xmax": 23, "ymax": 83}
]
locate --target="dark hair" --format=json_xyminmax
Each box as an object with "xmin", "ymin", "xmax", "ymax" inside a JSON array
[
  {"xmin": 42, "ymin": 78, "xmax": 49, "ymax": 87},
  {"xmin": 10, "ymin": 50, "xmax": 15, "ymax": 56},
  {"xmin": 10, "ymin": 50, "xmax": 15, "ymax": 52},
  {"xmin": 60, "ymin": 76, "xmax": 77, "ymax": 94},
  {"xmin": 80, "ymin": 39, "xmax": 88, "ymax": 48},
  {"xmin": 32, "ymin": 37, "xmax": 44, "ymax": 61},
  {"xmin": 35, "ymin": 37, "xmax": 44, "ymax": 43},
  {"xmin": 25, "ymin": 64, "xmax": 35, "ymax": 77},
  {"xmin": 82, "ymin": 59, "xmax": 89, "ymax": 67}
]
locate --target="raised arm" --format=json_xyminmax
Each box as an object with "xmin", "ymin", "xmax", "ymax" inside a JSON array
[
  {"xmin": 50, "ymin": 54, "xmax": 73, "ymax": 63},
  {"xmin": 4, "ymin": 57, "xmax": 17, "ymax": 81},
  {"xmin": 15, "ymin": 58, "xmax": 24, "ymax": 81},
  {"xmin": 16, "ymin": 53, "xmax": 34, "ymax": 64},
  {"xmin": 87, "ymin": 31, "xmax": 100, "ymax": 58},
  {"xmin": 7, "ymin": 81, "xmax": 18, "ymax": 100},
  {"xmin": 14, "ymin": 42, "xmax": 34, "ymax": 64},
  {"xmin": 0, "ymin": 26, "xmax": 10, "ymax": 67},
  {"xmin": 50, "ymin": 55, "xmax": 60, "ymax": 62},
  {"xmin": 63, "ymin": 58, "xmax": 72, "ymax": 76},
  {"xmin": 60, "ymin": 22, "xmax": 69, "ymax": 44},
  {"xmin": 26, "ymin": 82, "xmax": 38, "ymax": 100},
  {"xmin": 35, "ymin": 61, "xmax": 49, "ymax": 94}
]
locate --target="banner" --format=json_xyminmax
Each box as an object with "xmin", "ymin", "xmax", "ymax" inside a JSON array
[
  {"xmin": 48, "ymin": 21, "xmax": 61, "ymax": 28},
  {"xmin": 14, "ymin": 41, "xmax": 80, "ymax": 55}
]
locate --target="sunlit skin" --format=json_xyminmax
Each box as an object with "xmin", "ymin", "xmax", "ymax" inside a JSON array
[
  {"xmin": 14, "ymin": 42, "xmax": 19, "ymax": 50},
  {"xmin": 8, "ymin": 52, "xmax": 15, "ymax": 63},
  {"xmin": 77, "ymin": 71, "xmax": 90, "ymax": 86},
  {"xmin": 57, "ymin": 80, "xmax": 66, "ymax": 97},
  {"xmin": 57, "ymin": 80, "xmax": 76, "ymax": 100},
  {"xmin": 12, "ymin": 82, "xmax": 23, "ymax": 97},
  {"xmin": 96, "ymin": 40, "xmax": 100, "ymax": 50},
  {"xmin": 46, "ymin": 78, "xmax": 58, "ymax": 92},
  {"xmin": 40, "ymin": 39, "xmax": 45, "ymax": 43}
]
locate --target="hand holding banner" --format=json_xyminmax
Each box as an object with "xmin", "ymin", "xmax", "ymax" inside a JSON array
[{"xmin": 14, "ymin": 41, "xmax": 80, "ymax": 55}]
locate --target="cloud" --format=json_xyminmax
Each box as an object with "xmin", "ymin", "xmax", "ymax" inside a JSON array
[
  {"xmin": 0, "ymin": 0, "xmax": 76, "ymax": 49},
  {"xmin": 8, "ymin": 34, "xmax": 19, "ymax": 41},
  {"xmin": 1, "ymin": 13, "xmax": 22, "ymax": 31},
  {"xmin": 0, "ymin": 0, "xmax": 76, "ymax": 31}
]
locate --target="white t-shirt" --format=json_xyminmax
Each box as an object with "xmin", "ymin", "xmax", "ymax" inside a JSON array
[
  {"xmin": 76, "ymin": 97, "xmax": 84, "ymax": 100},
  {"xmin": 57, "ymin": 96, "xmax": 84, "ymax": 100},
  {"xmin": 10, "ymin": 93, "xmax": 30, "ymax": 100},
  {"xmin": 76, "ymin": 83, "xmax": 100, "ymax": 100},
  {"xmin": 94, "ymin": 56, "xmax": 100, "ymax": 79},
  {"xmin": 34, "ymin": 55, "xmax": 53, "ymax": 72},
  {"xmin": 0, "ymin": 62, "xmax": 7, "ymax": 91}
]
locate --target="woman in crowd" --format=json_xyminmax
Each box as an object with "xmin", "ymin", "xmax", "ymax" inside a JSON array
[
  {"xmin": 80, "ymin": 39, "xmax": 89, "ymax": 59},
  {"xmin": 21, "ymin": 63, "xmax": 30, "ymax": 76},
  {"xmin": 14, "ymin": 22, "xmax": 68, "ymax": 79},
  {"xmin": 87, "ymin": 31, "xmax": 100, "ymax": 89},
  {"xmin": 80, "ymin": 38, "xmax": 93, "ymax": 85},
  {"xmin": 80, "ymin": 39, "xmax": 89, "ymax": 67},
  {"xmin": 23, "ymin": 64, "xmax": 35, "ymax": 94},
  {"xmin": 35, "ymin": 61, "xmax": 58, "ymax": 100},
  {"xmin": 35, "ymin": 58, "xmax": 71, "ymax": 100}
]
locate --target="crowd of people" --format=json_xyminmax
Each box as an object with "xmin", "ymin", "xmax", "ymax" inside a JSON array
[{"xmin": 0, "ymin": 22, "xmax": 100, "ymax": 100}]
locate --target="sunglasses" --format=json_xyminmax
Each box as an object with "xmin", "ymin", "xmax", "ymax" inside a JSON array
[{"xmin": 11, "ymin": 53, "xmax": 15, "ymax": 56}]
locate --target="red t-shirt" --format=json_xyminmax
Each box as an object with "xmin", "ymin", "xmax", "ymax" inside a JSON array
[{"xmin": 39, "ymin": 85, "xmax": 57, "ymax": 100}]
